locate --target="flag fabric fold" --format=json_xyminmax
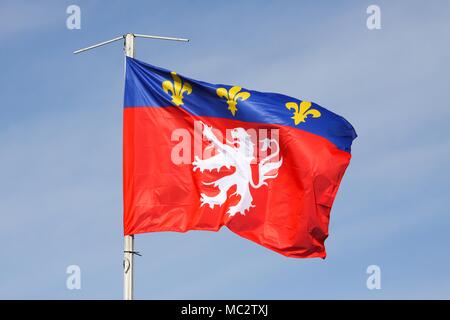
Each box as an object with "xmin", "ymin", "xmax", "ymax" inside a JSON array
[{"xmin": 123, "ymin": 57, "xmax": 356, "ymax": 258}]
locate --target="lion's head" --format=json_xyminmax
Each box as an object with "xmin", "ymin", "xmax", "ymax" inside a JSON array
[{"xmin": 230, "ymin": 128, "xmax": 254, "ymax": 156}]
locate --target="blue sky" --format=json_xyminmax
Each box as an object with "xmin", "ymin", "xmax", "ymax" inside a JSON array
[{"xmin": 0, "ymin": 0, "xmax": 449, "ymax": 299}]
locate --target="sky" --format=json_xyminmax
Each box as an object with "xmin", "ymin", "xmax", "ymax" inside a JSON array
[{"xmin": 0, "ymin": 0, "xmax": 449, "ymax": 299}]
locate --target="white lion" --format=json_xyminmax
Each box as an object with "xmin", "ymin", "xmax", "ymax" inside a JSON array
[{"xmin": 192, "ymin": 122, "xmax": 283, "ymax": 216}]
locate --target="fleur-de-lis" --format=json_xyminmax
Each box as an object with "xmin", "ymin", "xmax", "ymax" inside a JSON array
[
  {"xmin": 285, "ymin": 101, "xmax": 321, "ymax": 125},
  {"xmin": 216, "ymin": 86, "xmax": 250, "ymax": 116},
  {"xmin": 162, "ymin": 72, "xmax": 192, "ymax": 106}
]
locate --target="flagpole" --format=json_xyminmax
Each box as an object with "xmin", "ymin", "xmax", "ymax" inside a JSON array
[
  {"xmin": 73, "ymin": 32, "xmax": 189, "ymax": 300},
  {"xmin": 123, "ymin": 33, "xmax": 135, "ymax": 301}
]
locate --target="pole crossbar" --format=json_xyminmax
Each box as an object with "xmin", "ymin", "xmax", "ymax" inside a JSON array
[
  {"xmin": 73, "ymin": 36, "xmax": 124, "ymax": 54},
  {"xmin": 73, "ymin": 33, "xmax": 189, "ymax": 54},
  {"xmin": 134, "ymin": 33, "xmax": 189, "ymax": 42}
]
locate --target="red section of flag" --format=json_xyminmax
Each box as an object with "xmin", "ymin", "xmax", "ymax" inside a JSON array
[{"xmin": 123, "ymin": 106, "xmax": 351, "ymax": 258}]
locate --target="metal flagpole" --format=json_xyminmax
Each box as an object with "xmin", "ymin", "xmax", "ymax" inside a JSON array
[
  {"xmin": 123, "ymin": 33, "xmax": 135, "ymax": 301},
  {"xmin": 73, "ymin": 33, "xmax": 189, "ymax": 300}
]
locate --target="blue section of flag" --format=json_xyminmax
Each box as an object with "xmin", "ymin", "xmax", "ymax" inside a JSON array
[{"xmin": 124, "ymin": 57, "xmax": 357, "ymax": 152}]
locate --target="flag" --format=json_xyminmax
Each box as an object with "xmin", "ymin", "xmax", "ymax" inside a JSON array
[{"xmin": 123, "ymin": 57, "xmax": 357, "ymax": 258}]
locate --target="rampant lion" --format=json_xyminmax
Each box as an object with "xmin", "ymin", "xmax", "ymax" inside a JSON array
[{"xmin": 192, "ymin": 122, "xmax": 283, "ymax": 216}]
